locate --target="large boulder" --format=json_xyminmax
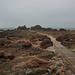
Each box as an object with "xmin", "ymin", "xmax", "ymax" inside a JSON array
[{"xmin": 40, "ymin": 39, "xmax": 53, "ymax": 49}]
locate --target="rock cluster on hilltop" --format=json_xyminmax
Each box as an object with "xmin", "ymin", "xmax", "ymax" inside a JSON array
[
  {"xmin": 30, "ymin": 25, "xmax": 57, "ymax": 31},
  {"xmin": 16, "ymin": 25, "xmax": 67, "ymax": 31},
  {"xmin": 59, "ymin": 28, "xmax": 66, "ymax": 31},
  {"xmin": 17, "ymin": 25, "xmax": 27, "ymax": 30},
  {"xmin": 31, "ymin": 25, "xmax": 42, "ymax": 30}
]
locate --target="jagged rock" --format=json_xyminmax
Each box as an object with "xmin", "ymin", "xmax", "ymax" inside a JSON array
[
  {"xmin": 31, "ymin": 25, "xmax": 42, "ymax": 30},
  {"xmin": 17, "ymin": 25, "xmax": 27, "ymax": 30},
  {"xmin": 40, "ymin": 39, "xmax": 53, "ymax": 49}
]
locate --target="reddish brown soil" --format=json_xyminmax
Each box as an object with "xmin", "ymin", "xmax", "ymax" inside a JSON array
[
  {"xmin": 36, "ymin": 29, "xmax": 75, "ymax": 49},
  {"xmin": 0, "ymin": 30, "xmax": 54, "ymax": 75},
  {"xmin": 0, "ymin": 29, "xmax": 74, "ymax": 75},
  {"xmin": 56, "ymin": 33, "xmax": 75, "ymax": 48}
]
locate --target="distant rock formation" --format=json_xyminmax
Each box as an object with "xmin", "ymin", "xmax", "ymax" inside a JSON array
[
  {"xmin": 43, "ymin": 28, "xmax": 57, "ymax": 31},
  {"xmin": 30, "ymin": 25, "xmax": 57, "ymax": 31},
  {"xmin": 59, "ymin": 28, "xmax": 66, "ymax": 31},
  {"xmin": 31, "ymin": 25, "xmax": 42, "ymax": 30},
  {"xmin": 17, "ymin": 25, "xmax": 27, "ymax": 30}
]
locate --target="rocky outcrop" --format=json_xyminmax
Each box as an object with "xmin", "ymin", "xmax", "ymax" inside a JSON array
[
  {"xmin": 31, "ymin": 25, "xmax": 42, "ymax": 30},
  {"xmin": 40, "ymin": 39, "xmax": 53, "ymax": 49},
  {"xmin": 17, "ymin": 25, "xmax": 27, "ymax": 30},
  {"xmin": 59, "ymin": 28, "xmax": 66, "ymax": 31}
]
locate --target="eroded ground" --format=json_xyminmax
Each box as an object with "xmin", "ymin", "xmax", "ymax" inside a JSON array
[
  {"xmin": 36, "ymin": 29, "xmax": 75, "ymax": 52},
  {"xmin": 0, "ymin": 30, "xmax": 74, "ymax": 75}
]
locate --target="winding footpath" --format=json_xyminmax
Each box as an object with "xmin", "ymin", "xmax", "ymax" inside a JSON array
[{"xmin": 36, "ymin": 31, "xmax": 75, "ymax": 74}]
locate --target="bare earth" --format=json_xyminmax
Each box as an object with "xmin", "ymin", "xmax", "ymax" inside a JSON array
[{"xmin": 0, "ymin": 29, "xmax": 75, "ymax": 75}]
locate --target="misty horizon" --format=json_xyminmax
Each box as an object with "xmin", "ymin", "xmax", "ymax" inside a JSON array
[
  {"xmin": 0, "ymin": 0, "xmax": 75, "ymax": 28},
  {"xmin": 0, "ymin": 24, "xmax": 75, "ymax": 29}
]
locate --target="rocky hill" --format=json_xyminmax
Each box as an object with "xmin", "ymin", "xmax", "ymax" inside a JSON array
[{"xmin": 17, "ymin": 25, "xmax": 27, "ymax": 30}]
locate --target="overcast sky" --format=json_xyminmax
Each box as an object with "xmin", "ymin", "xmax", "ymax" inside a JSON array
[{"xmin": 0, "ymin": 0, "xmax": 75, "ymax": 28}]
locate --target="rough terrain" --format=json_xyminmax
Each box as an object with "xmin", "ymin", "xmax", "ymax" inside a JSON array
[{"xmin": 0, "ymin": 25, "xmax": 75, "ymax": 75}]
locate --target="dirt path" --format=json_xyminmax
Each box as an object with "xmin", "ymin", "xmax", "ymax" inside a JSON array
[{"xmin": 35, "ymin": 31, "xmax": 75, "ymax": 74}]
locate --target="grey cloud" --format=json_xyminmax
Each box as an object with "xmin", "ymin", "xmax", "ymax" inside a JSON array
[{"xmin": 0, "ymin": 0, "xmax": 75, "ymax": 28}]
